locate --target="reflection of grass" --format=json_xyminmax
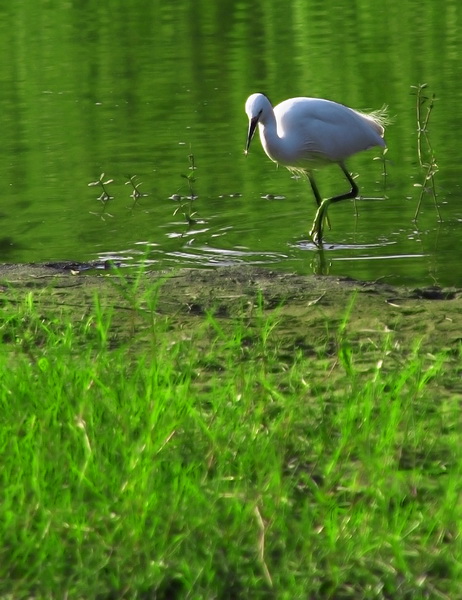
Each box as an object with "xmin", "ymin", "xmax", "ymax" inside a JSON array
[
  {"xmin": 1, "ymin": 279, "xmax": 460, "ymax": 599},
  {"xmin": 412, "ymin": 83, "xmax": 440, "ymax": 221}
]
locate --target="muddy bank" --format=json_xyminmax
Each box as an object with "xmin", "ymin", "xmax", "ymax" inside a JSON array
[{"xmin": 1, "ymin": 263, "xmax": 461, "ymax": 354}]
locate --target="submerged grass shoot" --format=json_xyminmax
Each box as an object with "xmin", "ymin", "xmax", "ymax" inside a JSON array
[
  {"xmin": 412, "ymin": 83, "xmax": 440, "ymax": 222},
  {"xmin": 0, "ymin": 278, "xmax": 461, "ymax": 599}
]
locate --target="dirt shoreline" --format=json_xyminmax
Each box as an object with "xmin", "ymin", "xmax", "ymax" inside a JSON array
[{"xmin": 1, "ymin": 263, "xmax": 461, "ymax": 354}]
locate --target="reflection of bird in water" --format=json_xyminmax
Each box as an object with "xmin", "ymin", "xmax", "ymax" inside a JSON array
[{"xmin": 245, "ymin": 93, "xmax": 387, "ymax": 245}]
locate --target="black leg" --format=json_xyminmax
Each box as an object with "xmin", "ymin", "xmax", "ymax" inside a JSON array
[
  {"xmin": 308, "ymin": 173, "xmax": 322, "ymax": 207},
  {"xmin": 310, "ymin": 163, "xmax": 358, "ymax": 245},
  {"xmin": 330, "ymin": 164, "xmax": 358, "ymax": 204},
  {"xmin": 308, "ymin": 173, "xmax": 331, "ymax": 230}
]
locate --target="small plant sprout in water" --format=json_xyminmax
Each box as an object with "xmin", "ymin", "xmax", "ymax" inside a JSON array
[
  {"xmin": 373, "ymin": 146, "xmax": 389, "ymax": 193},
  {"xmin": 182, "ymin": 153, "xmax": 198, "ymax": 200},
  {"xmin": 125, "ymin": 175, "xmax": 148, "ymax": 206},
  {"xmin": 172, "ymin": 197, "xmax": 199, "ymax": 226},
  {"xmin": 88, "ymin": 173, "xmax": 114, "ymax": 218},
  {"xmin": 171, "ymin": 152, "xmax": 202, "ymax": 226},
  {"xmin": 411, "ymin": 83, "xmax": 440, "ymax": 222},
  {"xmin": 88, "ymin": 173, "xmax": 114, "ymax": 203}
]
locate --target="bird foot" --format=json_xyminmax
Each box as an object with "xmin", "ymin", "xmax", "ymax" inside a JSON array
[
  {"xmin": 310, "ymin": 211, "xmax": 325, "ymax": 246},
  {"xmin": 309, "ymin": 227, "xmax": 323, "ymax": 246}
]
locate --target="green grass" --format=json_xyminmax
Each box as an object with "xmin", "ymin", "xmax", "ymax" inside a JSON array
[{"xmin": 0, "ymin": 280, "xmax": 461, "ymax": 599}]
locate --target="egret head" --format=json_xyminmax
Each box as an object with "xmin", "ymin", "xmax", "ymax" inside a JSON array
[{"xmin": 244, "ymin": 93, "xmax": 269, "ymax": 155}]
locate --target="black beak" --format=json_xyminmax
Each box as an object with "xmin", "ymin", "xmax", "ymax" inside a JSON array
[{"xmin": 245, "ymin": 116, "xmax": 259, "ymax": 155}]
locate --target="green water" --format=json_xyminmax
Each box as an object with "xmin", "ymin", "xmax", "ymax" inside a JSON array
[{"xmin": 1, "ymin": 0, "xmax": 461, "ymax": 286}]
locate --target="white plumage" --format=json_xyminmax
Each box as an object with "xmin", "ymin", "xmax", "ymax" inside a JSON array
[{"xmin": 245, "ymin": 93, "xmax": 386, "ymax": 244}]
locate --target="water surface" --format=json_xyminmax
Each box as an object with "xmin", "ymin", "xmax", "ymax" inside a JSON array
[{"xmin": 1, "ymin": 0, "xmax": 461, "ymax": 286}]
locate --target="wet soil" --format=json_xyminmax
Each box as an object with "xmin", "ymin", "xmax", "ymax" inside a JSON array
[{"xmin": 1, "ymin": 263, "xmax": 461, "ymax": 356}]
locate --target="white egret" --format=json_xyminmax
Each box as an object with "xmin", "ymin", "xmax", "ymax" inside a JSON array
[{"xmin": 244, "ymin": 93, "xmax": 387, "ymax": 245}]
